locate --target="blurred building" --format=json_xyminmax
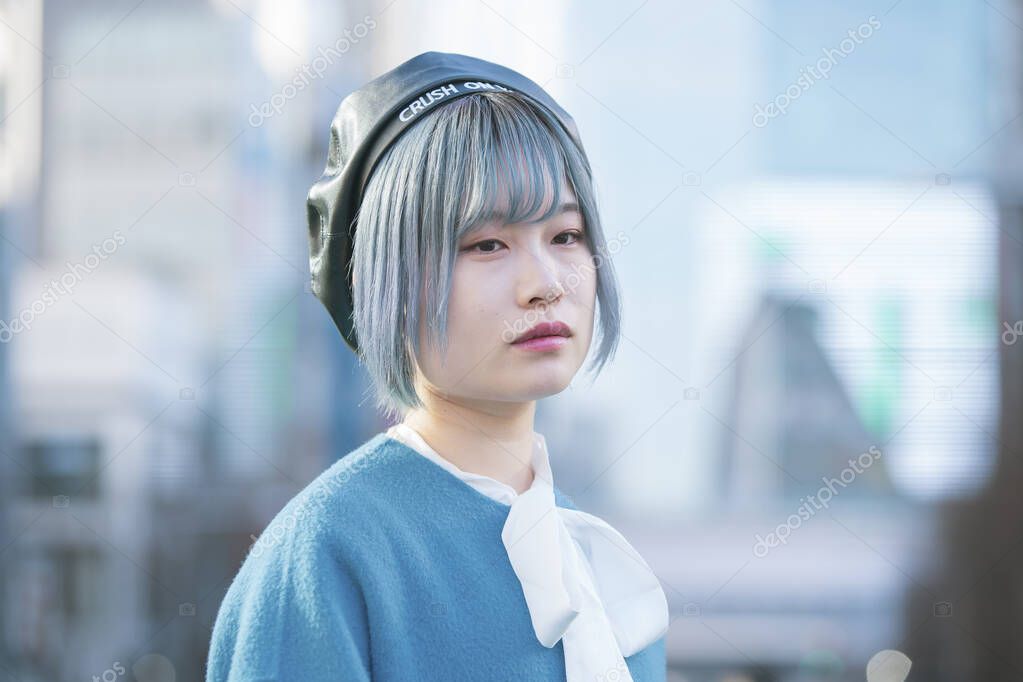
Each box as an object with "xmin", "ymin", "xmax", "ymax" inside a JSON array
[
  {"xmin": 1, "ymin": 0, "xmax": 376, "ymax": 679},
  {"xmin": 6, "ymin": 267, "xmax": 205, "ymax": 681},
  {"xmin": 0, "ymin": 0, "xmax": 45, "ymax": 677},
  {"xmin": 902, "ymin": 0, "xmax": 1023, "ymax": 677}
]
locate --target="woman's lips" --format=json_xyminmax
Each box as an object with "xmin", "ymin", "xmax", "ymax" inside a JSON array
[
  {"xmin": 511, "ymin": 320, "xmax": 573, "ymax": 344},
  {"xmin": 511, "ymin": 335, "xmax": 570, "ymax": 352}
]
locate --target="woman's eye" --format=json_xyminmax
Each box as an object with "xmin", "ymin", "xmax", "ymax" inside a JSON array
[
  {"xmin": 465, "ymin": 239, "xmax": 504, "ymax": 254},
  {"xmin": 554, "ymin": 230, "xmax": 584, "ymax": 245}
]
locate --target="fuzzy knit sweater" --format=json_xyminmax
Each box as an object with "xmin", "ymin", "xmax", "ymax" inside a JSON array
[{"xmin": 205, "ymin": 431, "xmax": 667, "ymax": 681}]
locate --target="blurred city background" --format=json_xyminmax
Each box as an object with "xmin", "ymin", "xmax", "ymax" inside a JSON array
[{"xmin": 1, "ymin": 0, "xmax": 1022, "ymax": 680}]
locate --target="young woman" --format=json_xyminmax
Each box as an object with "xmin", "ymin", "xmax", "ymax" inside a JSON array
[{"xmin": 206, "ymin": 51, "xmax": 669, "ymax": 682}]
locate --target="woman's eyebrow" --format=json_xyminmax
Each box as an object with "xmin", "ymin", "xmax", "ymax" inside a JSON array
[
  {"xmin": 555, "ymin": 201, "xmax": 581, "ymax": 217},
  {"xmin": 490, "ymin": 201, "xmax": 581, "ymax": 228}
]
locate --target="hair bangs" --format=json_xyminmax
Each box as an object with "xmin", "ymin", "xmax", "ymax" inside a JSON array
[{"xmin": 452, "ymin": 94, "xmax": 571, "ymax": 239}]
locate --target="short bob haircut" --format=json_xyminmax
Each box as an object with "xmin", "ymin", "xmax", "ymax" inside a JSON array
[{"xmin": 352, "ymin": 90, "xmax": 622, "ymax": 421}]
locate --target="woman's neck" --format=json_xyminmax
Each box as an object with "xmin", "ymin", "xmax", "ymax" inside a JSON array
[{"xmin": 401, "ymin": 400, "xmax": 537, "ymax": 495}]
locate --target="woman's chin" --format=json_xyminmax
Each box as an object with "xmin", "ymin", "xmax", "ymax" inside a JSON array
[{"xmin": 509, "ymin": 371, "xmax": 575, "ymax": 400}]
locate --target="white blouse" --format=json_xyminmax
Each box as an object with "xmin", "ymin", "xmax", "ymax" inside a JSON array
[{"xmin": 385, "ymin": 422, "xmax": 669, "ymax": 682}]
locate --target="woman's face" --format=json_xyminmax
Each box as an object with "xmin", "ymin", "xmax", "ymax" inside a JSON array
[{"xmin": 413, "ymin": 177, "xmax": 597, "ymax": 407}]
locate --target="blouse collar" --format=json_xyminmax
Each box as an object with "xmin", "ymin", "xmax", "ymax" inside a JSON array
[{"xmin": 385, "ymin": 421, "xmax": 552, "ymax": 506}]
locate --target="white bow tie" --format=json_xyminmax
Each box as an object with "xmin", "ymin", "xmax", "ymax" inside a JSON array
[{"xmin": 500, "ymin": 437, "xmax": 669, "ymax": 682}]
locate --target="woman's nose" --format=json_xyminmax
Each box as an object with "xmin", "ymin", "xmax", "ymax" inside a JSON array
[{"xmin": 516, "ymin": 245, "xmax": 565, "ymax": 307}]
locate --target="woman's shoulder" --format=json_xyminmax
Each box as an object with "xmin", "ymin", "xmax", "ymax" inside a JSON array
[
  {"xmin": 246, "ymin": 432, "xmax": 411, "ymax": 560},
  {"xmin": 301, "ymin": 431, "xmax": 407, "ymax": 513},
  {"xmin": 207, "ymin": 434, "xmax": 397, "ymax": 682}
]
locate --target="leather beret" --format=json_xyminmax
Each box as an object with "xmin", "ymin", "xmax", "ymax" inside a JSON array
[{"xmin": 305, "ymin": 50, "xmax": 586, "ymax": 354}]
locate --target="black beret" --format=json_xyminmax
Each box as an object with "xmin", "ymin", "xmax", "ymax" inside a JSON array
[{"xmin": 305, "ymin": 50, "xmax": 585, "ymax": 354}]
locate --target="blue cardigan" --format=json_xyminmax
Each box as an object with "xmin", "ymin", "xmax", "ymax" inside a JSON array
[{"xmin": 205, "ymin": 432, "xmax": 667, "ymax": 681}]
